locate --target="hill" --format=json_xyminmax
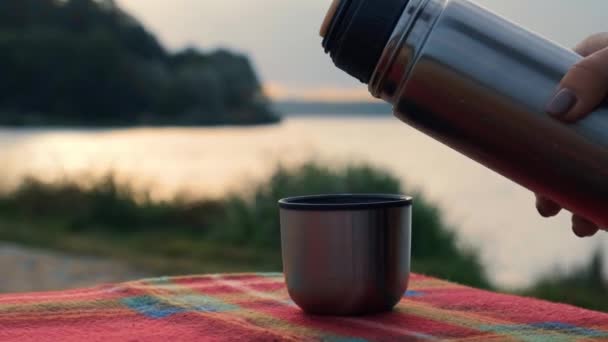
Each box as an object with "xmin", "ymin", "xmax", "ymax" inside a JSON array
[{"xmin": 0, "ymin": 0, "xmax": 279, "ymax": 126}]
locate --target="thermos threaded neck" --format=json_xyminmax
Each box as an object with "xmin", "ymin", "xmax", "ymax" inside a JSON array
[{"xmin": 321, "ymin": 0, "xmax": 410, "ymax": 84}]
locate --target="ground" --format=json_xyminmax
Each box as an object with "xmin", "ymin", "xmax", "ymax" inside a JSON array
[{"xmin": 0, "ymin": 243, "xmax": 146, "ymax": 293}]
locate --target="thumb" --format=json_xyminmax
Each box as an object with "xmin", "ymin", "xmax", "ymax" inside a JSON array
[{"xmin": 546, "ymin": 46, "xmax": 608, "ymax": 122}]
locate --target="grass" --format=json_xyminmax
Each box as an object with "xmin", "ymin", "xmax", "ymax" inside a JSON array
[
  {"xmin": 523, "ymin": 250, "xmax": 608, "ymax": 312},
  {"xmin": 0, "ymin": 162, "xmax": 491, "ymax": 290},
  {"xmin": 210, "ymin": 163, "xmax": 490, "ymax": 288}
]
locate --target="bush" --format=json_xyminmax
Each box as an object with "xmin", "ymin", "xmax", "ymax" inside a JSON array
[
  {"xmin": 0, "ymin": 162, "xmax": 491, "ymax": 289},
  {"xmin": 208, "ymin": 162, "xmax": 490, "ymax": 288},
  {"xmin": 524, "ymin": 250, "xmax": 607, "ymax": 312},
  {"xmin": 0, "ymin": 174, "xmax": 223, "ymax": 233}
]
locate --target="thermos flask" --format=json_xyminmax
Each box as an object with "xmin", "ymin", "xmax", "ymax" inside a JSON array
[{"xmin": 321, "ymin": 0, "xmax": 608, "ymax": 227}]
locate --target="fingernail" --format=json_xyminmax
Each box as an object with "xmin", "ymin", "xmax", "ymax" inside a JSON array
[{"xmin": 546, "ymin": 88, "xmax": 578, "ymax": 117}]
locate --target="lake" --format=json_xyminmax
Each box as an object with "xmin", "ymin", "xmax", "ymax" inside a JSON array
[{"xmin": 0, "ymin": 116, "xmax": 606, "ymax": 289}]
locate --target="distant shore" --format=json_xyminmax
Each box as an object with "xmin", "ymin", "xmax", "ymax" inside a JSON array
[{"xmin": 0, "ymin": 111, "xmax": 282, "ymax": 128}]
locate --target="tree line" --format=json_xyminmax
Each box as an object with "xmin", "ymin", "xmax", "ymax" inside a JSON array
[{"xmin": 0, "ymin": 0, "xmax": 278, "ymax": 126}]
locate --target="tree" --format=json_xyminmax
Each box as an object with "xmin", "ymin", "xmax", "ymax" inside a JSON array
[{"xmin": 0, "ymin": 0, "xmax": 278, "ymax": 126}]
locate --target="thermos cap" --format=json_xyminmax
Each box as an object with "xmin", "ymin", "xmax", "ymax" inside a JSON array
[{"xmin": 321, "ymin": 0, "xmax": 410, "ymax": 84}]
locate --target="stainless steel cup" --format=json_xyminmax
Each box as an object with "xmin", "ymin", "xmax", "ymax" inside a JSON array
[{"xmin": 279, "ymin": 194, "xmax": 412, "ymax": 316}]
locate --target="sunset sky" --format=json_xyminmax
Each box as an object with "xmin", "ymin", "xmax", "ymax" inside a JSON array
[{"xmin": 116, "ymin": 0, "xmax": 608, "ymax": 101}]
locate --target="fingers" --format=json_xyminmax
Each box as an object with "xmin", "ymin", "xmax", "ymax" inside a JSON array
[
  {"xmin": 572, "ymin": 215, "xmax": 600, "ymax": 238},
  {"xmin": 575, "ymin": 32, "xmax": 608, "ymax": 57},
  {"xmin": 535, "ymin": 194, "xmax": 562, "ymax": 217},
  {"xmin": 546, "ymin": 46, "xmax": 608, "ymax": 122},
  {"xmin": 541, "ymin": 34, "xmax": 608, "ymax": 238},
  {"xmin": 534, "ymin": 195, "xmax": 602, "ymax": 238}
]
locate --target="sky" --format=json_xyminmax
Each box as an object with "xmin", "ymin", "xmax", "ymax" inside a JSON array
[{"xmin": 116, "ymin": 0, "xmax": 608, "ymax": 101}]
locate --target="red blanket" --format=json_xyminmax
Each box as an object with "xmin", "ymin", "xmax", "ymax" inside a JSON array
[{"xmin": 1, "ymin": 273, "xmax": 607, "ymax": 341}]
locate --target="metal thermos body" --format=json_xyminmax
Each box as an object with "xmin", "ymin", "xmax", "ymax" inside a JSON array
[{"xmin": 323, "ymin": 0, "xmax": 608, "ymax": 227}]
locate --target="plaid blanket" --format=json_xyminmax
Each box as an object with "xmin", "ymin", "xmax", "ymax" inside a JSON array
[{"xmin": 1, "ymin": 273, "xmax": 607, "ymax": 341}]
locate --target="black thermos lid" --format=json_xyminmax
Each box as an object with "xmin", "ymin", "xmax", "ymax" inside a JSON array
[{"xmin": 322, "ymin": 0, "xmax": 410, "ymax": 84}]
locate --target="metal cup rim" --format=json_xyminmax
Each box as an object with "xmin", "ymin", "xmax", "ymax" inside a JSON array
[{"xmin": 278, "ymin": 193, "xmax": 413, "ymax": 211}]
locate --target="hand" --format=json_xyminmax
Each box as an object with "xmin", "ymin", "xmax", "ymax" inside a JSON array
[{"xmin": 537, "ymin": 33, "xmax": 608, "ymax": 237}]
